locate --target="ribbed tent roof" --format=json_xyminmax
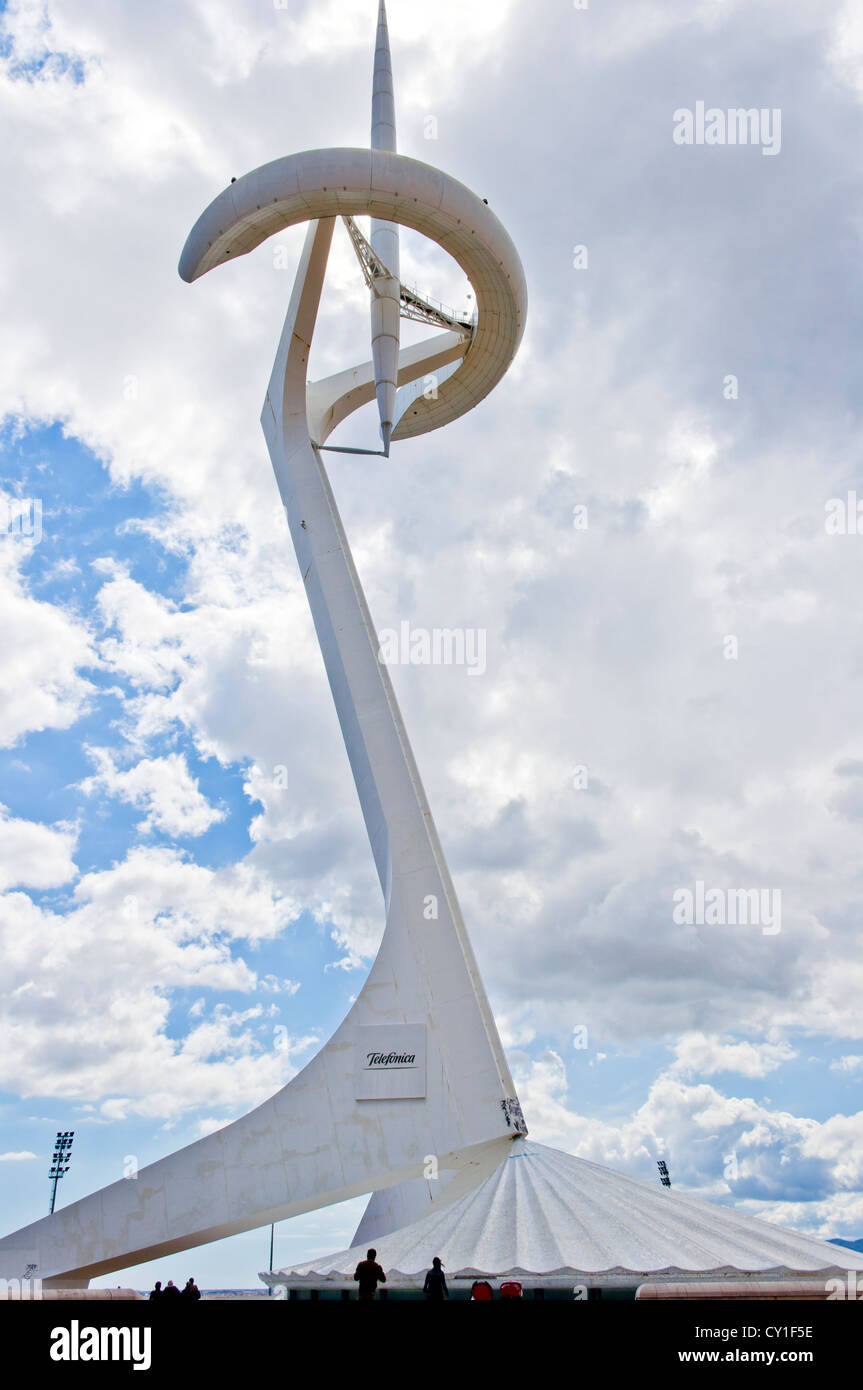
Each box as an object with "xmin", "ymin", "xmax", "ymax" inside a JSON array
[{"xmin": 264, "ymin": 1140, "xmax": 863, "ymax": 1284}]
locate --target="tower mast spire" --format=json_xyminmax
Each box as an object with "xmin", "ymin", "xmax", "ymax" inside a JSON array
[
  {"xmin": 370, "ymin": 0, "xmax": 400, "ymax": 454},
  {"xmin": 371, "ymin": 0, "xmax": 396, "ymax": 154}
]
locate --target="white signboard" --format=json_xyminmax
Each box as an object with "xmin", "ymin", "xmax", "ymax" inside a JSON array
[{"xmin": 355, "ymin": 1025, "xmax": 426, "ymax": 1100}]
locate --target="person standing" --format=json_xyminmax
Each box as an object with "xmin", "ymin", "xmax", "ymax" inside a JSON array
[
  {"xmin": 180, "ymin": 1277, "xmax": 201, "ymax": 1301},
  {"xmin": 148, "ymin": 1280, "xmax": 163, "ymax": 1301},
  {"xmin": 423, "ymin": 1257, "xmax": 448, "ymax": 1301},
  {"xmin": 353, "ymin": 1248, "xmax": 387, "ymax": 1301},
  {"xmin": 162, "ymin": 1279, "xmax": 181, "ymax": 1300}
]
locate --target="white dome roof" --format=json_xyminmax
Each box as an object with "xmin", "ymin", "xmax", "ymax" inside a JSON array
[{"xmin": 269, "ymin": 1139, "xmax": 863, "ymax": 1283}]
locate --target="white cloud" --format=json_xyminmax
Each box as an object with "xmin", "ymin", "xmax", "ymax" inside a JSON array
[
  {"xmin": 829, "ymin": 0, "xmax": 863, "ymax": 99},
  {"xmin": 81, "ymin": 747, "xmax": 225, "ymax": 837},
  {"xmin": 831, "ymin": 1056, "xmax": 863, "ymax": 1074},
  {"xmin": 0, "ymin": 846, "xmax": 306, "ymax": 1120},
  {"xmin": 515, "ymin": 1049, "xmax": 863, "ymax": 1236},
  {"xmin": 0, "ymin": 1151, "xmax": 37, "ymax": 1162},
  {"xmin": 0, "ymin": 804, "xmax": 77, "ymax": 891},
  {"xmin": 0, "ymin": 542, "xmax": 95, "ymax": 747},
  {"xmin": 670, "ymin": 1033, "xmax": 797, "ymax": 1079}
]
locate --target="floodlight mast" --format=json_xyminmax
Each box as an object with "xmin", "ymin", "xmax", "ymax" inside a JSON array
[{"xmin": 48, "ymin": 1132, "xmax": 74, "ymax": 1216}]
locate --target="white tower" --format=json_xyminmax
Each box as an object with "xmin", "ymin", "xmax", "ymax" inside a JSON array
[{"xmin": 0, "ymin": 4, "xmax": 528, "ymax": 1287}]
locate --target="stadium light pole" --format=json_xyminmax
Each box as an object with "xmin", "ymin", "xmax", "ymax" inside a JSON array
[{"xmin": 48, "ymin": 1132, "xmax": 74, "ymax": 1215}]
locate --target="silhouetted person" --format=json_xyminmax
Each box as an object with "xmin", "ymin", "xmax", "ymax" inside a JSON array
[
  {"xmin": 148, "ymin": 1280, "xmax": 163, "ymax": 1301},
  {"xmin": 423, "ymin": 1256, "xmax": 448, "ymax": 1301},
  {"xmin": 353, "ymin": 1248, "xmax": 386, "ymax": 1301},
  {"xmin": 181, "ymin": 1277, "xmax": 201, "ymax": 1301},
  {"xmin": 162, "ymin": 1279, "xmax": 181, "ymax": 1300}
]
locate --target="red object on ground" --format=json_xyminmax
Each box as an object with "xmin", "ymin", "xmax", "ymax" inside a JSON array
[
  {"xmin": 500, "ymin": 1281, "xmax": 523, "ymax": 1299},
  {"xmin": 471, "ymin": 1280, "xmax": 494, "ymax": 1300}
]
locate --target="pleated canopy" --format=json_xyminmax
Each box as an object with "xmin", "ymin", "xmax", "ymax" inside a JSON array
[{"xmin": 263, "ymin": 1139, "xmax": 863, "ymax": 1287}]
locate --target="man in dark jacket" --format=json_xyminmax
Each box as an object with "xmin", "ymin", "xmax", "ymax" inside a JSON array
[
  {"xmin": 353, "ymin": 1249, "xmax": 387, "ymax": 1301},
  {"xmin": 423, "ymin": 1257, "xmax": 448, "ymax": 1300}
]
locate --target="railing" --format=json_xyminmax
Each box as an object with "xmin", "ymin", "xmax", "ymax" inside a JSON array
[{"xmin": 400, "ymin": 281, "xmax": 475, "ymax": 329}]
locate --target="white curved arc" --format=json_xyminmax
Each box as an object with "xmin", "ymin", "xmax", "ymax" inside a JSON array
[
  {"xmin": 178, "ymin": 147, "xmax": 527, "ymax": 441},
  {"xmin": 307, "ymin": 330, "xmax": 467, "ymax": 447}
]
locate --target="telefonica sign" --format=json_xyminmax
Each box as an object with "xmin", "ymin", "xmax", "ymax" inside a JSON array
[
  {"xmin": 356, "ymin": 1026, "xmax": 426, "ymax": 1100},
  {"xmin": 366, "ymin": 1051, "xmax": 417, "ymax": 1068}
]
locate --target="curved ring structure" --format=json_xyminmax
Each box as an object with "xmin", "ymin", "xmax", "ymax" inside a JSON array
[{"xmin": 179, "ymin": 148, "xmax": 527, "ymax": 441}]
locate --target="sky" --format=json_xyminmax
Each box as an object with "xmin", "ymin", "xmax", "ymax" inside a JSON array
[{"xmin": 1, "ymin": 0, "xmax": 863, "ymax": 1290}]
